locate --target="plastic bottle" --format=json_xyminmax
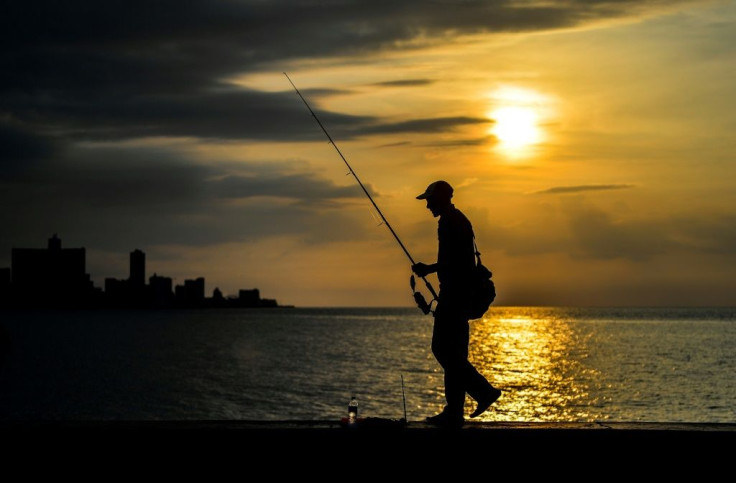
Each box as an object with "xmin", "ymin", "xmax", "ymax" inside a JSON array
[{"xmin": 348, "ymin": 396, "xmax": 358, "ymax": 423}]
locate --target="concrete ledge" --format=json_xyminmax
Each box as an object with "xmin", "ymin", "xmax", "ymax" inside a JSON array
[
  {"xmin": 4, "ymin": 420, "xmax": 734, "ymax": 474},
  {"xmin": 5, "ymin": 418, "xmax": 734, "ymax": 431},
  {"xmin": 4, "ymin": 419, "xmax": 734, "ymax": 446}
]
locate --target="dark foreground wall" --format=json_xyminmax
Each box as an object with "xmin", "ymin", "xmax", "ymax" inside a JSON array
[{"xmin": 4, "ymin": 419, "xmax": 734, "ymax": 476}]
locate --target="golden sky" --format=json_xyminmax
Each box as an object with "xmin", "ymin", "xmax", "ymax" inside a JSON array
[{"xmin": 2, "ymin": 1, "xmax": 734, "ymax": 306}]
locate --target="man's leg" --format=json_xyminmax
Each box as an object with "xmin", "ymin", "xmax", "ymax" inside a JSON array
[
  {"xmin": 436, "ymin": 306, "xmax": 501, "ymax": 419},
  {"xmin": 466, "ymin": 363, "xmax": 501, "ymax": 417},
  {"xmin": 460, "ymin": 332, "xmax": 501, "ymax": 418},
  {"xmin": 430, "ymin": 309, "xmax": 469, "ymax": 420}
]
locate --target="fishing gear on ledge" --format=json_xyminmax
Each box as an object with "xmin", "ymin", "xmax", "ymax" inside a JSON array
[{"xmin": 284, "ymin": 72, "xmax": 437, "ymax": 315}]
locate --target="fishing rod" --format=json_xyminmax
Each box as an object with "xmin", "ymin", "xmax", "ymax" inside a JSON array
[
  {"xmin": 400, "ymin": 374, "xmax": 407, "ymax": 423},
  {"xmin": 284, "ymin": 72, "xmax": 438, "ymax": 312}
]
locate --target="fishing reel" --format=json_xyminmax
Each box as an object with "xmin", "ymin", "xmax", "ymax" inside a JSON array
[
  {"xmin": 410, "ymin": 274, "xmax": 435, "ymax": 315},
  {"xmin": 413, "ymin": 291, "xmax": 433, "ymax": 315}
]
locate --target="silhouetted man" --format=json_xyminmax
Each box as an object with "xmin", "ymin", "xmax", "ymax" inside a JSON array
[{"xmin": 412, "ymin": 180, "xmax": 501, "ymax": 426}]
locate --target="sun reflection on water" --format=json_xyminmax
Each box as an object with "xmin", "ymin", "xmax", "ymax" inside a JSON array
[{"xmin": 468, "ymin": 307, "xmax": 600, "ymax": 421}]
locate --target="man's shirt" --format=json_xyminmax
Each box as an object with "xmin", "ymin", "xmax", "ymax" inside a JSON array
[{"xmin": 437, "ymin": 203, "xmax": 475, "ymax": 296}]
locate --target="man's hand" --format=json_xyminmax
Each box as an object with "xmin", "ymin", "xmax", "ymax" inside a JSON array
[{"xmin": 412, "ymin": 262, "xmax": 436, "ymax": 278}]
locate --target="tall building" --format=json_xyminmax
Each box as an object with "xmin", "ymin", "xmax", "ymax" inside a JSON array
[
  {"xmin": 10, "ymin": 234, "xmax": 95, "ymax": 307},
  {"xmin": 149, "ymin": 273, "xmax": 173, "ymax": 308},
  {"xmin": 175, "ymin": 277, "xmax": 205, "ymax": 306},
  {"xmin": 239, "ymin": 288, "xmax": 261, "ymax": 307},
  {"xmin": 129, "ymin": 249, "xmax": 145, "ymax": 288}
]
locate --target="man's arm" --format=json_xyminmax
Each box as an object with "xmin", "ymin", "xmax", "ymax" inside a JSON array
[{"xmin": 412, "ymin": 262, "xmax": 438, "ymax": 278}]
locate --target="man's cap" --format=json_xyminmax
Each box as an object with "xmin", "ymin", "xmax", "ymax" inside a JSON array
[{"xmin": 416, "ymin": 180, "xmax": 453, "ymax": 200}]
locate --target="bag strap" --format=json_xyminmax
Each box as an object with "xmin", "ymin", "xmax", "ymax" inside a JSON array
[{"xmin": 473, "ymin": 236, "xmax": 482, "ymax": 266}]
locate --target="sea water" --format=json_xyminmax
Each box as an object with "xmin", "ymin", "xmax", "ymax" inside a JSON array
[{"xmin": 0, "ymin": 307, "xmax": 734, "ymax": 423}]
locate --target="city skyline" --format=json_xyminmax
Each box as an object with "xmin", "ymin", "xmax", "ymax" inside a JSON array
[
  {"xmin": 2, "ymin": 1, "xmax": 735, "ymax": 307},
  {"xmin": 0, "ymin": 234, "xmax": 284, "ymax": 309}
]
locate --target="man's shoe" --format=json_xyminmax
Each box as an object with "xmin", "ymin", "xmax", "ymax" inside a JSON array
[
  {"xmin": 470, "ymin": 387, "xmax": 502, "ymax": 418},
  {"xmin": 425, "ymin": 411, "xmax": 464, "ymax": 427}
]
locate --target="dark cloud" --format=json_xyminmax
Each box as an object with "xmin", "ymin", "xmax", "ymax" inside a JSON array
[
  {"xmin": 3, "ymin": 2, "xmax": 682, "ymax": 59},
  {"xmin": 2, "ymin": 0, "xmax": 691, "ymax": 144},
  {"xmin": 567, "ymin": 204, "xmax": 671, "ymax": 261},
  {"xmin": 533, "ymin": 184, "xmax": 636, "ymax": 195},
  {"xmin": 3, "ymin": 86, "xmax": 376, "ymax": 142},
  {"xmin": 562, "ymin": 198, "xmax": 736, "ymax": 262},
  {"xmin": 2, "ymin": 85, "xmax": 488, "ymax": 143},
  {"xmin": 213, "ymin": 173, "xmax": 370, "ymax": 202},
  {"xmin": 469, "ymin": 199, "xmax": 736, "ymax": 263},
  {"xmin": 371, "ymin": 79, "xmax": 435, "ymax": 87},
  {"xmin": 0, "ymin": 120, "xmax": 61, "ymax": 165},
  {"xmin": 375, "ymin": 141, "xmax": 412, "ymax": 148},
  {"xmin": 0, "ymin": 144, "xmax": 370, "ymax": 255},
  {"xmin": 360, "ymin": 117, "xmax": 489, "ymax": 135},
  {"xmin": 420, "ymin": 136, "xmax": 496, "ymax": 147},
  {"xmin": 669, "ymin": 213, "xmax": 736, "ymax": 256},
  {"xmin": 566, "ymin": 207, "xmax": 736, "ymax": 261}
]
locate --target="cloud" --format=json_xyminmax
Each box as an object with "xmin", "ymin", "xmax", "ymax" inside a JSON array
[
  {"xmin": 0, "ymin": 144, "xmax": 373, "ymax": 254},
  {"xmin": 212, "ymin": 173, "xmax": 371, "ymax": 203},
  {"xmin": 532, "ymin": 184, "xmax": 636, "ymax": 195},
  {"xmin": 0, "ymin": 120, "xmax": 62, "ymax": 166},
  {"xmin": 371, "ymin": 79, "xmax": 435, "ymax": 88},
  {"xmin": 566, "ymin": 203, "xmax": 671, "ymax": 261},
  {"xmin": 359, "ymin": 117, "xmax": 490, "ymax": 136},
  {"xmin": 375, "ymin": 141, "xmax": 412, "ymax": 148},
  {"xmin": 420, "ymin": 136, "xmax": 496, "ymax": 147},
  {"xmin": 2, "ymin": 87, "xmax": 377, "ymax": 143},
  {"xmin": 669, "ymin": 213, "xmax": 736, "ymax": 256},
  {"xmin": 2, "ymin": 85, "xmax": 489, "ymax": 144},
  {"xmin": 2, "ymin": 1, "xmax": 696, "ymax": 146},
  {"xmin": 3, "ymin": 2, "xmax": 689, "ymax": 59},
  {"xmin": 561, "ymin": 199, "xmax": 736, "ymax": 261},
  {"xmin": 468, "ymin": 197, "xmax": 736, "ymax": 263}
]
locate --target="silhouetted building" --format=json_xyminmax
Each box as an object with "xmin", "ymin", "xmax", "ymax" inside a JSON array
[
  {"xmin": 48, "ymin": 234, "xmax": 61, "ymax": 251},
  {"xmin": 176, "ymin": 277, "xmax": 205, "ymax": 307},
  {"xmin": 149, "ymin": 273, "xmax": 173, "ymax": 308},
  {"xmin": 104, "ymin": 277, "xmax": 130, "ymax": 307},
  {"xmin": 0, "ymin": 267, "xmax": 10, "ymax": 304},
  {"xmin": 102, "ymin": 249, "xmax": 147, "ymax": 307},
  {"xmin": 232, "ymin": 288, "xmax": 278, "ymax": 307},
  {"xmin": 129, "ymin": 249, "xmax": 145, "ymax": 288},
  {"xmin": 10, "ymin": 234, "xmax": 96, "ymax": 308},
  {"xmin": 239, "ymin": 288, "xmax": 261, "ymax": 307},
  {"xmin": 259, "ymin": 297, "xmax": 278, "ymax": 308}
]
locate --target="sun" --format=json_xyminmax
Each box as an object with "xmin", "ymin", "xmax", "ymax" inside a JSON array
[
  {"xmin": 492, "ymin": 106, "xmax": 541, "ymax": 153},
  {"xmin": 487, "ymin": 86, "xmax": 551, "ymax": 158}
]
